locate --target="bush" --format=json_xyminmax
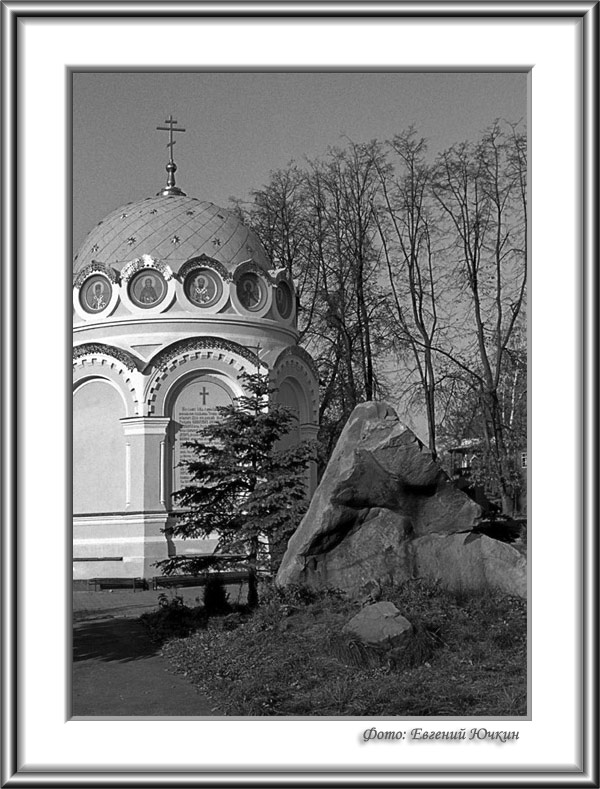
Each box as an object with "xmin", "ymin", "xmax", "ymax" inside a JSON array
[
  {"xmin": 140, "ymin": 594, "xmax": 207, "ymax": 644},
  {"xmin": 203, "ymin": 575, "xmax": 231, "ymax": 616}
]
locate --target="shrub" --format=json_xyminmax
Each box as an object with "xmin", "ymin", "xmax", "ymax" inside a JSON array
[
  {"xmin": 140, "ymin": 594, "xmax": 207, "ymax": 644},
  {"xmin": 203, "ymin": 575, "xmax": 231, "ymax": 616}
]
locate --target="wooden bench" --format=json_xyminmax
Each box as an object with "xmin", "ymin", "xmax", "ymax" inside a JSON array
[
  {"xmin": 152, "ymin": 570, "xmax": 251, "ymax": 591},
  {"xmin": 152, "ymin": 574, "xmax": 207, "ymax": 591},
  {"xmin": 88, "ymin": 577, "xmax": 146, "ymax": 592}
]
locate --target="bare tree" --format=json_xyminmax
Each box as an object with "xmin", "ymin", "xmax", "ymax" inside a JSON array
[
  {"xmin": 374, "ymin": 129, "xmax": 444, "ymax": 455},
  {"xmin": 233, "ymin": 124, "xmax": 527, "ymax": 507},
  {"xmin": 238, "ymin": 143, "xmax": 390, "ymax": 467},
  {"xmin": 432, "ymin": 121, "xmax": 527, "ymax": 511}
]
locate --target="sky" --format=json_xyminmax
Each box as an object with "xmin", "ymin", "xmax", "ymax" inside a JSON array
[{"xmin": 72, "ymin": 71, "xmax": 526, "ymax": 250}]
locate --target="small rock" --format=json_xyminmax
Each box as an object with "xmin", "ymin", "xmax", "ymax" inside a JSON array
[
  {"xmin": 342, "ymin": 601, "xmax": 413, "ymax": 649},
  {"xmin": 221, "ymin": 612, "xmax": 244, "ymax": 631}
]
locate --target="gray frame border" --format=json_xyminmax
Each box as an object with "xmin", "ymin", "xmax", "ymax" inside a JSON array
[{"xmin": 2, "ymin": 2, "xmax": 597, "ymax": 787}]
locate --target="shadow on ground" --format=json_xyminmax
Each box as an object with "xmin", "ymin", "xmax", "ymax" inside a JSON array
[
  {"xmin": 74, "ymin": 618, "xmax": 158, "ymax": 663},
  {"xmin": 72, "ymin": 616, "xmax": 217, "ymax": 716}
]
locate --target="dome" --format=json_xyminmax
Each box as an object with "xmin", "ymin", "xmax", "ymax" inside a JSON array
[{"xmin": 73, "ymin": 194, "xmax": 271, "ymax": 275}]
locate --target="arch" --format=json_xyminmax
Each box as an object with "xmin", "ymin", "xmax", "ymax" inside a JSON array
[
  {"xmin": 272, "ymin": 347, "xmax": 319, "ymax": 426},
  {"xmin": 120, "ymin": 254, "xmax": 174, "ymax": 283},
  {"xmin": 275, "ymin": 377, "xmax": 303, "ymax": 450},
  {"xmin": 145, "ymin": 337, "xmax": 267, "ymax": 416},
  {"xmin": 163, "ymin": 367, "xmax": 243, "ymax": 418},
  {"xmin": 73, "ymin": 378, "xmax": 127, "ymax": 514},
  {"xmin": 73, "ymin": 342, "xmax": 140, "ymax": 371},
  {"xmin": 73, "ymin": 375, "xmax": 128, "ymax": 413},
  {"xmin": 73, "ymin": 262, "xmax": 119, "ymax": 289},
  {"xmin": 178, "ymin": 254, "xmax": 232, "ymax": 283},
  {"xmin": 272, "ymin": 371, "xmax": 319, "ymax": 495},
  {"xmin": 73, "ymin": 350, "xmax": 141, "ymax": 417}
]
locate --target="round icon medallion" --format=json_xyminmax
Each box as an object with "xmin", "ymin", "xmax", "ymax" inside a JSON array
[
  {"xmin": 185, "ymin": 268, "xmax": 223, "ymax": 308},
  {"xmin": 237, "ymin": 273, "xmax": 268, "ymax": 312},
  {"xmin": 80, "ymin": 274, "xmax": 112, "ymax": 314},
  {"xmin": 275, "ymin": 281, "xmax": 293, "ymax": 319},
  {"xmin": 128, "ymin": 269, "xmax": 167, "ymax": 309}
]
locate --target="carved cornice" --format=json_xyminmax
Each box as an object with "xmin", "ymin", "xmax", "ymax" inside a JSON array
[
  {"xmin": 73, "ymin": 262, "xmax": 119, "ymax": 289},
  {"xmin": 148, "ymin": 336, "xmax": 261, "ymax": 374},
  {"xmin": 73, "ymin": 343, "xmax": 140, "ymax": 371},
  {"xmin": 233, "ymin": 261, "xmax": 274, "ymax": 283},
  {"xmin": 178, "ymin": 255, "xmax": 232, "ymax": 282},
  {"xmin": 271, "ymin": 267, "xmax": 294, "ymax": 287},
  {"xmin": 274, "ymin": 344, "xmax": 319, "ymax": 380},
  {"xmin": 120, "ymin": 255, "xmax": 173, "ymax": 283}
]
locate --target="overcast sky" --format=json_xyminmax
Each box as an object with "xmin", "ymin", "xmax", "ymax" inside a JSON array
[{"xmin": 72, "ymin": 71, "xmax": 526, "ymax": 250}]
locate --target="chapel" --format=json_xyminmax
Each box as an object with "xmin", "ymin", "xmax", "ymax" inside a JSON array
[{"xmin": 73, "ymin": 119, "xmax": 319, "ymax": 581}]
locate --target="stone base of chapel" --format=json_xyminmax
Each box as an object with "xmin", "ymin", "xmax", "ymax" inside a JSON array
[{"xmin": 73, "ymin": 512, "xmax": 218, "ymax": 580}]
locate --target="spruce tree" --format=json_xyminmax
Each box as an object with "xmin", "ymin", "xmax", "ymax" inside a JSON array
[{"xmin": 156, "ymin": 372, "xmax": 314, "ymax": 607}]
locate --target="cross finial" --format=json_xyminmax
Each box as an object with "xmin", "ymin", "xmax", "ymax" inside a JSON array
[{"xmin": 156, "ymin": 115, "xmax": 186, "ymax": 196}]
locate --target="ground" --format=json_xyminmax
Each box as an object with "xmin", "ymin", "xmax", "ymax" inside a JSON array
[
  {"xmin": 73, "ymin": 579, "xmax": 527, "ymax": 718},
  {"xmin": 73, "ymin": 586, "xmax": 220, "ymax": 717}
]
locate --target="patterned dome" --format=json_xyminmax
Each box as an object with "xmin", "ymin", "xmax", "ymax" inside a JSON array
[{"xmin": 73, "ymin": 194, "xmax": 271, "ymax": 275}]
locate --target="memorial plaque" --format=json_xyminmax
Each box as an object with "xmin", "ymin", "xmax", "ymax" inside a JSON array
[{"xmin": 172, "ymin": 378, "xmax": 233, "ymax": 493}]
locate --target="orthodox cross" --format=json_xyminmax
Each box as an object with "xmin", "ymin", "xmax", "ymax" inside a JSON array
[
  {"xmin": 156, "ymin": 115, "xmax": 186, "ymax": 161},
  {"xmin": 156, "ymin": 115, "xmax": 186, "ymax": 196}
]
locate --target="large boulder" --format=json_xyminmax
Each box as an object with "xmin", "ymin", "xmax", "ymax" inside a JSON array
[
  {"xmin": 299, "ymin": 507, "xmax": 413, "ymax": 594},
  {"xmin": 277, "ymin": 402, "xmax": 526, "ymax": 599},
  {"xmin": 276, "ymin": 402, "xmax": 482, "ymax": 594},
  {"xmin": 342, "ymin": 602, "xmax": 413, "ymax": 648},
  {"xmin": 409, "ymin": 532, "xmax": 527, "ymax": 598}
]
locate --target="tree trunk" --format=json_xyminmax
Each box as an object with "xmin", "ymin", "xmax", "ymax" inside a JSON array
[{"xmin": 247, "ymin": 536, "xmax": 259, "ymax": 608}]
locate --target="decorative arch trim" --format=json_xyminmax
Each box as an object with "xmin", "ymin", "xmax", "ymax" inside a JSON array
[
  {"xmin": 73, "ymin": 262, "xmax": 119, "ymax": 288},
  {"xmin": 145, "ymin": 337, "xmax": 268, "ymax": 416},
  {"xmin": 120, "ymin": 254, "xmax": 174, "ymax": 283},
  {"xmin": 147, "ymin": 336, "xmax": 261, "ymax": 375},
  {"xmin": 274, "ymin": 345, "xmax": 319, "ymax": 382},
  {"xmin": 73, "ymin": 374, "xmax": 129, "ymax": 413},
  {"xmin": 73, "ymin": 356, "xmax": 140, "ymax": 417},
  {"xmin": 231, "ymin": 260, "xmax": 275, "ymax": 284},
  {"xmin": 73, "ymin": 343, "xmax": 140, "ymax": 372},
  {"xmin": 272, "ymin": 346, "xmax": 319, "ymax": 425},
  {"xmin": 178, "ymin": 255, "xmax": 232, "ymax": 282}
]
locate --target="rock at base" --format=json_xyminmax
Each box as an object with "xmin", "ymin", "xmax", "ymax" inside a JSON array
[
  {"xmin": 342, "ymin": 602, "xmax": 413, "ymax": 648},
  {"xmin": 410, "ymin": 532, "xmax": 527, "ymax": 598}
]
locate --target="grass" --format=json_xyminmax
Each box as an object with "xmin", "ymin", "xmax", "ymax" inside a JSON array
[{"xmin": 156, "ymin": 578, "xmax": 527, "ymax": 717}]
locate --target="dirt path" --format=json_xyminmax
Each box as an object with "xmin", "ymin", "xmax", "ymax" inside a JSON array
[{"xmin": 73, "ymin": 616, "xmax": 218, "ymax": 717}]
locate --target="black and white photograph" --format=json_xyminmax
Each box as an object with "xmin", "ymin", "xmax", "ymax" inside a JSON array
[
  {"xmin": 5, "ymin": 7, "xmax": 595, "ymax": 785},
  {"xmin": 72, "ymin": 71, "xmax": 528, "ymax": 718}
]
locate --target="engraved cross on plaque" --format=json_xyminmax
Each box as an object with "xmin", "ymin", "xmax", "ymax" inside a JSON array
[{"xmin": 199, "ymin": 386, "xmax": 210, "ymax": 406}]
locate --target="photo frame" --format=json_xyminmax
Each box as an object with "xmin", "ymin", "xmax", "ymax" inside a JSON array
[{"xmin": 2, "ymin": 2, "xmax": 597, "ymax": 786}]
